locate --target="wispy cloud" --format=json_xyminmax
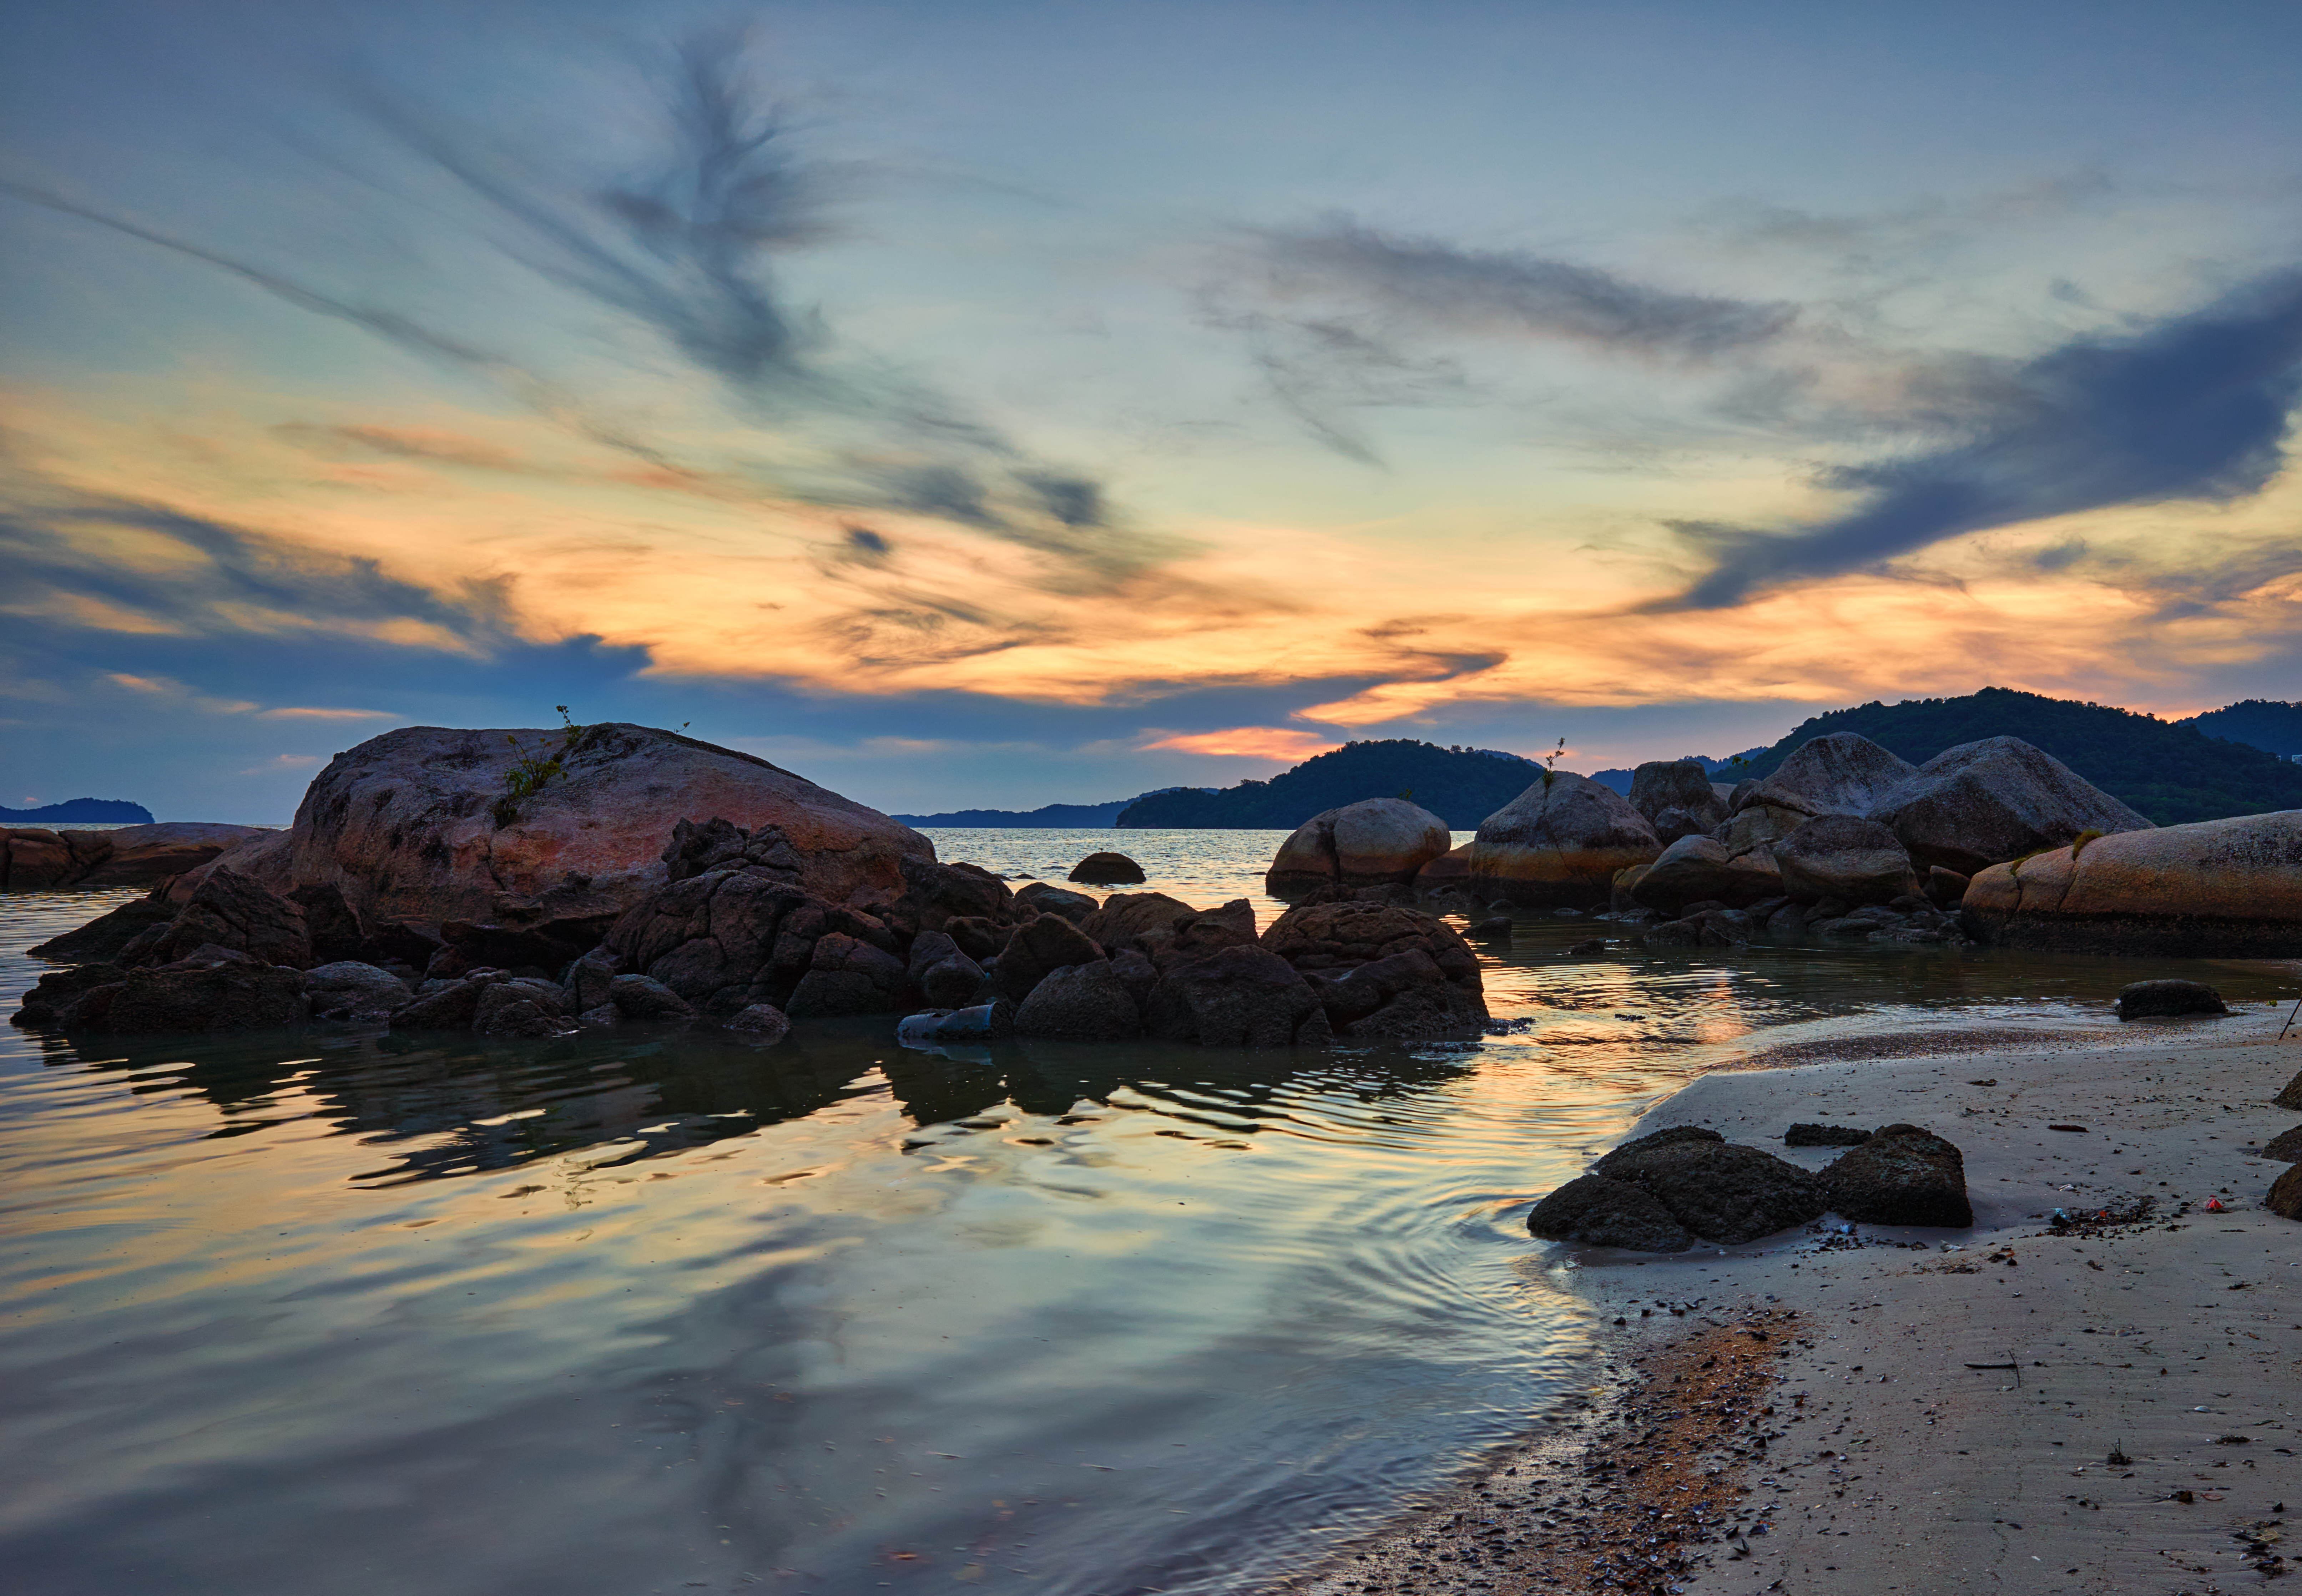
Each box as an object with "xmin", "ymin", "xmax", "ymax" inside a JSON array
[
  {"xmin": 1141, "ymin": 726, "xmax": 1342, "ymax": 760},
  {"xmin": 1666, "ymin": 270, "xmax": 2302, "ymax": 608}
]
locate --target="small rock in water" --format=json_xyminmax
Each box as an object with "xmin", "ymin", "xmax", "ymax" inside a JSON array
[{"xmin": 2116, "ymin": 979, "xmax": 2228, "ymax": 1020}]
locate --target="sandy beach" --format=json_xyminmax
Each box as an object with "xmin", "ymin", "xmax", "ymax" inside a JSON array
[{"xmin": 1286, "ymin": 1009, "xmax": 2302, "ymax": 1595}]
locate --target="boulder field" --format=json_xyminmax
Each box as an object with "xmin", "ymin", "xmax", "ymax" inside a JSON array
[
  {"xmin": 13, "ymin": 723, "xmax": 1489, "ymax": 1050},
  {"xmin": 1313, "ymin": 729, "xmax": 2193, "ymax": 938}
]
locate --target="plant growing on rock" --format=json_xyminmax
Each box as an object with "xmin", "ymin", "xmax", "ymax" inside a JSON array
[
  {"xmin": 494, "ymin": 706, "xmax": 590, "ymax": 828},
  {"xmin": 1539, "ymin": 736, "xmax": 1568, "ymax": 791}
]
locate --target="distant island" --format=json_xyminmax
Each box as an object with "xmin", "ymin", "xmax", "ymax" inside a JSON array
[
  {"xmin": 1731, "ymin": 688, "xmax": 2302, "ymax": 825},
  {"xmin": 0, "ymin": 798, "xmax": 155, "ymax": 825},
  {"xmin": 894, "ymin": 797, "xmax": 1145, "ymax": 828},
  {"xmin": 1116, "ymin": 741, "xmax": 1536, "ymax": 829}
]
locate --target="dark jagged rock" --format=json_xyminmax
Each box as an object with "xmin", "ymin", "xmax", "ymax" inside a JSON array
[
  {"xmin": 941, "ymin": 916, "xmax": 1014, "ymax": 963},
  {"xmin": 389, "ymin": 977, "xmax": 489, "ymax": 1030},
  {"xmin": 1820, "ymin": 1124, "xmax": 1972, "ymax": 1227},
  {"xmin": 1078, "ymin": 892, "xmax": 1200, "ymax": 961},
  {"xmin": 1589, "ymin": 1125, "xmax": 1723, "ymax": 1177},
  {"xmin": 1156, "ymin": 899, "xmax": 1258, "ymax": 972},
  {"xmin": 1786, "ymin": 1123, "xmax": 1872, "ymax": 1147},
  {"xmin": 77, "ymin": 957, "xmax": 308, "ymax": 1034},
  {"xmin": 1629, "ymin": 760, "xmax": 1727, "ymax": 842},
  {"xmin": 1014, "ymin": 959, "xmax": 1143, "ymax": 1041},
  {"xmin": 1772, "ymin": 815, "xmax": 1922, "ymax": 906},
  {"xmin": 475, "ymin": 979, "xmax": 574, "ymax": 1037},
  {"xmin": 11, "ymin": 962, "xmax": 131, "ymax": 1028},
  {"xmin": 128, "ymin": 866, "xmax": 312, "ymax": 970},
  {"xmin": 2260, "ymin": 1125, "xmax": 2302, "ymax": 1162},
  {"xmin": 897, "ymin": 856, "xmax": 1018, "ymax": 932},
  {"xmin": 1597, "ymin": 1140, "xmax": 1826, "ymax": 1243},
  {"xmin": 607, "ymin": 972, "xmax": 694, "ymax": 1020},
  {"xmin": 1, "ymin": 822, "xmax": 262, "ymax": 892},
  {"xmin": 993, "ymin": 914, "xmax": 1106, "ymax": 1003},
  {"xmin": 1069, "ymin": 851, "xmax": 1146, "ymax": 885},
  {"xmin": 1925, "ymin": 866, "xmax": 1971, "ymax": 906},
  {"xmin": 1142, "ymin": 946, "xmax": 1334, "ymax": 1047},
  {"xmin": 787, "ymin": 932, "xmax": 910, "ymax": 1018},
  {"xmin": 2115, "ymin": 979, "xmax": 2230, "ymax": 1020},
  {"xmin": 563, "ymin": 948, "xmax": 625, "ymax": 1012},
  {"xmin": 1261, "ymin": 900, "xmax": 1487, "ymax": 1040},
  {"xmin": 604, "ymin": 870, "xmax": 898, "ymax": 1014},
  {"xmin": 1525, "ymin": 1174, "xmax": 1695, "ymax": 1252},
  {"xmin": 287, "ymin": 882, "xmax": 368, "ymax": 966}
]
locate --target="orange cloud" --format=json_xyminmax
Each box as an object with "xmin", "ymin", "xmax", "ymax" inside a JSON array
[
  {"xmin": 258, "ymin": 707, "xmax": 400, "ymax": 720},
  {"xmin": 1142, "ymin": 727, "xmax": 1343, "ymax": 760}
]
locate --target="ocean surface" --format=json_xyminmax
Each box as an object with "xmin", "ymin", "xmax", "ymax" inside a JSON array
[{"xmin": 2, "ymin": 827, "xmax": 2294, "ymax": 1596}]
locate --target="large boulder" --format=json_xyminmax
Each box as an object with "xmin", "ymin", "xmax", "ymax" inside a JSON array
[
  {"xmin": 304, "ymin": 961, "xmax": 414, "ymax": 1022},
  {"xmin": 1014, "ymin": 959, "xmax": 1143, "ymax": 1041},
  {"xmin": 1629, "ymin": 761, "xmax": 1727, "ymax": 844},
  {"xmin": 1069, "ymin": 851, "xmax": 1146, "ymax": 885},
  {"xmin": 1079, "ymin": 892, "xmax": 1201, "ymax": 961},
  {"xmin": 165, "ymin": 829, "xmax": 295, "ymax": 903},
  {"xmin": 602, "ymin": 868, "xmax": 901, "ymax": 1013},
  {"xmin": 79, "ymin": 823, "xmax": 271, "ymax": 886},
  {"xmin": 1013, "ymin": 882, "xmax": 1098, "ymax": 923},
  {"xmin": 1594, "ymin": 1138, "xmax": 1826, "ymax": 1244},
  {"xmin": 1142, "ymin": 946, "xmax": 1335, "ymax": 1047},
  {"xmin": 1771, "ymin": 816, "xmax": 1923, "ymax": 906},
  {"xmin": 1261, "ymin": 899, "xmax": 1488, "ymax": 1040},
  {"xmin": 1735, "ymin": 734, "xmax": 1918, "ymax": 821},
  {"xmin": 1525, "ymin": 1174, "xmax": 1694, "ymax": 1252},
  {"xmin": 2116, "ymin": 979, "xmax": 2228, "ymax": 1020},
  {"xmin": 0, "ymin": 827, "xmax": 114, "ymax": 891},
  {"xmin": 1819, "ymin": 1124, "xmax": 1972, "ymax": 1227},
  {"xmin": 1962, "ymin": 811, "xmax": 2302, "ymax": 957},
  {"xmin": 286, "ymin": 722, "xmax": 932, "ymax": 928},
  {"xmin": 1629, "ymin": 835, "xmax": 1783, "ymax": 913},
  {"xmin": 1463, "ymin": 772, "xmax": 1662, "ymax": 909},
  {"xmin": 786, "ymin": 932, "xmax": 911, "ymax": 1018},
  {"xmin": 1865, "ymin": 736, "xmax": 2152, "ymax": 876},
  {"xmin": 1265, "ymin": 799, "xmax": 1453, "ymax": 893},
  {"xmin": 895, "ymin": 855, "xmax": 1019, "ymax": 933}
]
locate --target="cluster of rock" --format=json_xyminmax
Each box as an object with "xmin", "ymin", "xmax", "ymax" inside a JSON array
[
  {"xmin": 1525, "ymin": 1123, "xmax": 1972, "ymax": 1252},
  {"xmin": 901, "ymin": 891, "xmax": 1489, "ymax": 1049},
  {"xmin": 1256, "ymin": 731, "xmax": 2302, "ymax": 957},
  {"xmin": 12, "ymin": 723, "xmax": 1490, "ymax": 1053},
  {"xmin": 0, "ymin": 823, "xmax": 267, "ymax": 891}
]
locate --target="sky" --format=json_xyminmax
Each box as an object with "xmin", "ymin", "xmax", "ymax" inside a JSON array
[{"xmin": 4, "ymin": 0, "xmax": 2300, "ymax": 821}]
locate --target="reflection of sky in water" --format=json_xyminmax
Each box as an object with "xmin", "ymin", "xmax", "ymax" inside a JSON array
[{"xmin": 2, "ymin": 858, "xmax": 2296, "ymax": 1595}]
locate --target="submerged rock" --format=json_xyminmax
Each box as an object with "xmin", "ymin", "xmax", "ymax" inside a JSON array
[
  {"xmin": 1142, "ymin": 946, "xmax": 1334, "ymax": 1047},
  {"xmin": 1014, "ymin": 959, "xmax": 1142, "ymax": 1042},
  {"xmin": 1068, "ymin": 851, "xmax": 1146, "ymax": 885},
  {"xmin": 2116, "ymin": 979, "xmax": 2229, "ymax": 1020},
  {"xmin": 71, "ymin": 956, "xmax": 308, "ymax": 1035}
]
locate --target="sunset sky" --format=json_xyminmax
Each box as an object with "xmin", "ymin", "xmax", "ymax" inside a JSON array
[{"xmin": 6, "ymin": 0, "xmax": 2301, "ymax": 820}]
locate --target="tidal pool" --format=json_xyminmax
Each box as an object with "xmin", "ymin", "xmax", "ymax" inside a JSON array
[{"xmin": 2, "ymin": 829, "xmax": 2291, "ymax": 1595}]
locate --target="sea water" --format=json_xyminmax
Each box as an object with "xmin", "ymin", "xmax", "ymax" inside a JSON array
[{"xmin": 1, "ymin": 829, "xmax": 2292, "ymax": 1596}]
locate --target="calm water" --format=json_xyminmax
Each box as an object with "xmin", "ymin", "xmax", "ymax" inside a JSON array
[{"xmin": 4, "ymin": 828, "xmax": 2296, "ymax": 1596}]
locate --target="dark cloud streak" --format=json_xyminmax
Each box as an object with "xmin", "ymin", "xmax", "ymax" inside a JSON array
[{"xmin": 1667, "ymin": 271, "xmax": 2302, "ymax": 608}]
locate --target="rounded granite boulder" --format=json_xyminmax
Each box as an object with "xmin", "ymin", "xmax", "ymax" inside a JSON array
[
  {"xmin": 1464, "ymin": 772, "xmax": 1662, "ymax": 910},
  {"xmin": 1265, "ymin": 798, "xmax": 1453, "ymax": 894}
]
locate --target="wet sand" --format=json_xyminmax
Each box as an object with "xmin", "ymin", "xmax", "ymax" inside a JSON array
[{"xmin": 1282, "ymin": 1011, "xmax": 2302, "ymax": 1595}]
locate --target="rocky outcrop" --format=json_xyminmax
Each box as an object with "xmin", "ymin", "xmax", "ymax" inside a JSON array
[
  {"xmin": 787, "ymin": 932, "xmax": 910, "ymax": 1018},
  {"xmin": 1629, "ymin": 835, "xmax": 1783, "ymax": 914},
  {"xmin": 1867, "ymin": 737, "xmax": 2152, "ymax": 876},
  {"xmin": 1142, "ymin": 946, "xmax": 1334, "ymax": 1047},
  {"xmin": 305, "ymin": 962, "xmax": 414, "ymax": 1021},
  {"xmin": 1820, "ymin": 1124, "xmax": 1972, "ymax": 1226},
  {"xmin": 26, "ymin": 888, "xmax": 180, "ymax": 962},
  {"xmin": 12, "ymin": 962, "xmax": 135, "ymax": 1029},
  {"xmin": 991, "ymin": 914, "xmax": 1106, "ymax": 1002},
  {"xmin": 1736, "ymin": 734, "xmax": 1916, "ymax": 822},
  {"xmin": 1464, "ymin": 772, "xmax": 1662, "ymax": 909},
  {"xmin": 287, "ymin": 722, "xmax": 931, "ymax": 928},
  {"xmin": 1069, "ymin": 852, "xmax": 1146, "ymax": 885},
  {"xmin": 2115, "ymin": 979, "xmax": 2228, "ymax": 1020},
  {"xmin": 1079, "ymin": 892, "xmax": 1201, "ymax": 961},
  {"xmin": 1962, "ymin": 811, "xmax": 2302, "ymax": 957},
  {"xmin": 2261, "ymin": 1125, "xmax": 2302, "ymax": 1162},
  {"xmin": 2271, "ymin": 1163, "xmax": 2302, "ymax": 1222},
  {"xmin": 1261, "ymin": 900, "xmax": 1488, "ymax": 1041},
  {"xmin": 896, "ymin": 856, "xmax": 1019, "ymax": 933},
  {"xmin": 1629, "ymin": 761, "xmax": 1727, "ymax": 845},
  {"xmin": 1771, "ymin": 816, "xmax": 1923, "ymax": 906},
  {"xmin": 1265, "ymin": 798, "xmax": 1453, "ymax": 893},
  {"xmin": 1525, "ymin": 1174, "xmax": 1693, "ymax": 1252}
]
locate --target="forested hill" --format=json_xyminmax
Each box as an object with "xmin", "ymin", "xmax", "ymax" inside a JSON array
[
  {"xmin": 2182, "ymin": 699, "xmax": 2302, "ymax": 758},
  {"xmin": 1735, "ymin": 687, "xmax": 2302, "ymax": 825},
  {"xmin": 0, "ymin": 797, "xmax": 154, "ymax": 824},
  {"xmin": 1116, "ymin": 741, "xmax": 1536, "ymax": 829}
]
